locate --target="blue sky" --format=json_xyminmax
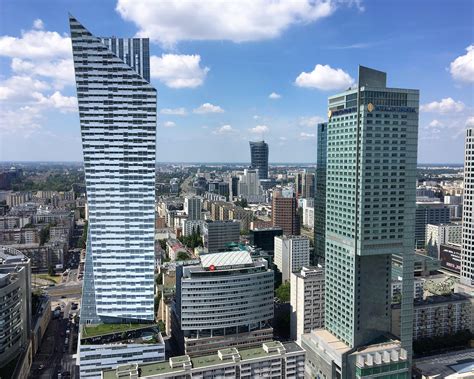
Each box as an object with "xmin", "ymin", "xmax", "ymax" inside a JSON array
[{"xmin": 0, "ymin": 0, "xmax": 473, "ymax": 163}]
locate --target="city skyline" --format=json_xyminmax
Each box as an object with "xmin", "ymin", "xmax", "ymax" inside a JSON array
[{"xmin": 1, "ymin": 0, "xmax": 473, "ymax": 163}]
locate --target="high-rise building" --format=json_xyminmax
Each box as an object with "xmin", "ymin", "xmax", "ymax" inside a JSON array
[
  {"xmin": 425, "ymin": 222, "xmax": 462, "ymax": 259},
  {"xmin": 249, "ymin": 141, "xmax": 269, "ymax": 180},
  {"xmin": 295, "ymin": 171, "xmax": 315, "ymax": 199},
  {"xmin": 202, "ymin": 220, "xmax": 240, "ymax": 253},
  {"xmin": 461, "ymin": 128, "xmax": 474, "ymax": 288},
  {"xmin": 184, "ymin": 196, "xmax": 202, "ymax": 221},
  {"xmin": 249, "ymin": 227, "xmax": 283, "ymax": 252},
  {"xmin": 70, "ymin": 15, "xmax": 156, "ymax": 324},
  {"xmin": 303, "ymin": 66, "xmax": 418, "ymax": 378},
  {"xmin": 0, "ymin": 246, "xmax": 31, "ymax": 372},
  {"xmin": 238, "ymin": 169, "xmax": 264, "ymax": 202},
  {"xmin": 290, "ymin": 266, "xmax": 325, "ymax": 343},
  {"xmin": 272, "ymin": 191, "xmax": 300, "ymax": 236},
  {"xmin": 69, "ymin": 15, "xmax": 165, "ymax": 378},
  {"xmin": 173, "ymin": 251, "xmax": 274, "ymax": 356},
  {"xmin": 415, "ymin": 200, "xmax": 450, "ymax": 249},
  {"xmin": 314, "ymin": 123, "xmax": 327, "ymax": 263},
  {"xmin": 274, "ymin": 235, "xmax": 310, "ymax": 283}
]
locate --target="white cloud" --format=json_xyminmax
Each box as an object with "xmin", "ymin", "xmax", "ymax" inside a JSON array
[
  {"xmin": 299, "ymin": 115, "xmax": 325, "ymax": 127},
  {"xmin": 150, "ymin": 54, "xmax": 209, "ymax": 88},
  {"xmin": 213, "ymin": 124, "xmax": 234, "ymax": 135},
  {"xmin": 163, "ymin": 121, "xmax": 176, "ymax": 128},
  {"xmin": 269, "ymin": 92, "xmax": 281, "ymax": 99},
  {"xmin": 279, "ymin": 136, "xmax": 287, "ymax": 141},
  {"xmin": 0, "ymin": 29, "xmax": 71, "ymax": 59},
  {"xmin": 249, "ymin": 125, "xmax": 269, "ymax": 134},
  {"xmin": 295, "ymin": 64, "xmax": 354, "ymax": 90},
  {"xmin": 466, "ymin": 116, "xmax": 474, "ymax": 128},
  {"xmin": 253, "ymin": 115, "xmax": 260, "ymax": 120},
  {"xmin": 11, "ymin": 57, "xmax": 74, "ymax": 88},
  {"xmin": 193, "ymin": 103, "xmax": 224, "ymax": 114},
  {"xmin": 299, "ymin": 132, "xmax": 316, "ymax": 140},
  {"xmin": 115, "ymin": 0, "xmax": 358, "ymax": 47},
  {"xmin": 0, "ymin": 106, "xmax": 42, "ymax": 137},
  {"xmin": 33, "ymin": 19, "xmax": 45, "ymax": 30},
  {"xmin": 450, "ymin": 45, "xmax": 474, "ymax": 83},
  {"xmin": 428, "ymin": 120, "xmax": 443, "ymax": 128},
  {"xmin": 34, "ymin": 91, "xmax": 78, "ymax": 113},
  {"xmin": 0, "ymin": 75, "xmax": 50, "ymax": 101},
  {"xmin": 160, "ymin": 107, "xmax": 187, "ymax": 115},
  {"xmin": 420, "ymin": 97, "xmax": 465, "ymax": 113}
]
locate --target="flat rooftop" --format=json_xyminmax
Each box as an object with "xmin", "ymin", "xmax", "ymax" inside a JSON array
[
  {"xmin": 102, "ymin": 342, "xmax": 303, "ymax": 379},
  {"xmin": 414, "ymin": 349, "xmax": 474, "ymax": 377}
]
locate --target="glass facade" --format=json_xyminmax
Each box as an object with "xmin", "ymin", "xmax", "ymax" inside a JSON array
[
  {"xmin": 324, "ymin": 67, "xmax": 418, "ymax": 363},
  {"xmin": 315, "ymin": 122, "xmax": 327, "ymax": 262},
  {"xmin": 249, "ymin": 141, "xmax": 269, "ymax": 180},
  {"xmin": 69, "ymin": 16, "xmax": 157, "ymax": 323}
]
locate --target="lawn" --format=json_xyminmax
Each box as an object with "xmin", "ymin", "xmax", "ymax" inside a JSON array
[
  {"xmin": 82, "ymin": 323, "xmax": 152, "ymax": 337},
  {"xmin": 35, "ymin": 274, "xmax": 63, "ymax": 284}
]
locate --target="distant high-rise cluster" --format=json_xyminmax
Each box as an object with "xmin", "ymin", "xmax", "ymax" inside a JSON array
[{"xmin": 249, "ymin": 141, "xmax": 269, "ymax": 180}]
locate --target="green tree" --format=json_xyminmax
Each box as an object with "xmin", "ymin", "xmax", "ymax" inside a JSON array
[
  {"xmin": 177, "ymin": 251, "xmax": 190, "ymax": 261},
  {"xmin": 39, "ymin": 225, "xmax": 51, "ymax": 246},
  {"xmin": 275, "ymin": 282, "xmax": 290, "ymax": 303},
  {"xmin": 48, "ymin": 265, "xmax": 55, "ymax": 276}
]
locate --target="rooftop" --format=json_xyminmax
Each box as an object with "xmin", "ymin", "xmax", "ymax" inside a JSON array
[
  {"xmin": 102, "ymin": 342, "xmax": 303, "ymax": 379},
  {"xmin": 81, "ymin": 323, "xmax": 156, "ymax": 338},
  {"xmin": 200, "ymin": 250, "xmax": 253, "ymax": 269},
  {"xmin": 414, "ymin": 348, "xmax": 474, "ymax": 377}
]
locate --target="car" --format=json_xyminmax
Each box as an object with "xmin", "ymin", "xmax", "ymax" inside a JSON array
[
  {"xmin": 39, "ymin": 364, "xmax": 44, "ymax": 370},
  {"xmin": 66, "ymin": 330, "xmax": 70, "ymax": 335}
]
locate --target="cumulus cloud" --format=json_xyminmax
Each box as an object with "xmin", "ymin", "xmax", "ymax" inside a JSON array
[
  {"xmin": 300, "ymin": 132, "xmax": 316, "ymax": 140},
  {"xmin": 193, "ymin": 103, "xmax": 224, "ymax": 114},
  {"xmin": 295, "ymin": 64, "xmax": 354, "ymax": 90},
  {"xmin": 420, "ymin": 97, "xmax": 465, "ymax": 113},
  {"xmin": 11, "ymin": 57, "xmax": 74, "ymax": 88},
  {"xmin": 428, "ymin": 120, "xmax": 443, "ymax": 128},
  {"xmin": 0, "ymin": 75, "xmax": 50, "ymax": 101},
  {"xmin": 269, "ymin": 92, "xmax": 281, "ymax": 99},
  {"xmin": 163, "ymin": 121, "xmax": 176, "ymax": 128},
  {"xmin": 450, "ymin": 45, "xmax": 474, "ymax": 83},
  {"xmin": 279, "ymin": 136, "xmax": 287, "ymax": 141},
  {"xmin": 466, "ymin": 116, "xmax": 474, "ymax": 128},
  {"xmin": 115, "ymin": 0, "xmax": 358, "ymax": 47},
  {"xmin": 213, "ymin": 125, "xmax": 234, "ymax": 135},
  {"xmin": 160, "ymin": 107, "xmax": 187, "ymax": 115},
  {"xmin": 33, "ymin": 19, "xmax": 44, "ymax": 30},
  {"xmin": 0, "ymin": 106, "xmax": 42, "ymax": 137},
  {"xmin": 249, "ymin": 125, "xmax": 269, "ymax": 134},
  {"xmin": 299, "ymin": 115, "xmax": 325, "ymax": 127},
  {"xmin": 150, "ymin": 54, "xmax": 209, "ymax": 88},
  {"xmin": 34, "ymin": 91, "xmax": 78, "ymax": 113}
]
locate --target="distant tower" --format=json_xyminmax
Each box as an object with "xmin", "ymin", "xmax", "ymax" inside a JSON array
[
  {"xmin": 249, "ymin": 141, "xmax": 269, "ymax": 180},
  {"xmin": 461, "ymin": 128, "xmax": 474, "ymax": 288}
]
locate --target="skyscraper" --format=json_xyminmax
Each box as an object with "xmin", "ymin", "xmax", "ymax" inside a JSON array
[
  {"xmin": 303, "ymin": 66, "xmax": 418, "ymax": 378},
  {"xmin": 461, "ymin": 128, "xmax": 474, "ymax": 288},
  {"xmin": 184, "ymin": 196, "xmax": 202, "ymax": 221},
  {"xmin": 70, "ymin": 15, "xmax": 156, "ymax": 324},
  {"xmin": 249, "ymin": 140, "xmax": 269, "ymax": 180},
  {"xmin": 314, "ymin": 122, "xmax": 327, "ymax": 263}
]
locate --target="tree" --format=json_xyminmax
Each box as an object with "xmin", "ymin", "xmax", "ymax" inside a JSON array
[
  {"xmin": 39, "ymin": 225, "xmax": 51, "ymax": 246},
  {"xmin": 275, "ymin": 282, "xmax": 290, "ymax": 303},
  {"xmin": 177, "ymin": 251, "xmax": 190, "ymax": 261},
  {"xmin": 48, "ymin": 265, "xmax": 55, "ymax": 276}
]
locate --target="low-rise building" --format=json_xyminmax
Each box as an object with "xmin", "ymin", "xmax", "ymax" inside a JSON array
[
  {"xmin": 391, "ymin": 293, "xmax": 473, "ymax": 341},
  {"xmin": 79, "ymin": 325, "xmax": 165, "ymax": 379},
  {"xmin": 102, "ymin": 341, "xmax": 305, "ymax": 379}
]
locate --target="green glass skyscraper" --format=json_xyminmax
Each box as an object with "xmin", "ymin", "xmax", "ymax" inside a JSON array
[
  {"xmin": 302, "ymin": 66, "xmax": 418, "ymax": 379},
  {"xmin": 315, "ymin": 122, "xmax": 327, "ymax": 263}
]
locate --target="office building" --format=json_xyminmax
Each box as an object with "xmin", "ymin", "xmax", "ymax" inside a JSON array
[
  {"xmin": 184, "ymin": 196, "xmax": 202, "ymax": 221},
  {"xmin": 304, "ymin": 66, "xmax": 418, "ymax": 378},
  {"xmin": 295, "ymin": 171, "xmax": 315, "ymax": 199},
  {"xmin": 290, "ymin": 266, "xmax": 325, "ymax": 343},
  {"xmin": 425, "ymin": 223, "xmax": 462, "ymax": 259},
  {"xmin": 440, "ymin": 243, "xmax": 462, "ymax": 274},
  {"xmin": 415, "ymin": 200, "xmax": 450, "ymax": 249},
  {"xmin": 230, "ymin": 176, "xmax": 239, "ymax": 199},
  {"xmin": 202, "ymin": 220, "xmax": 240, "ymax": 253},
  {"xmin": 0, "ymin": 246, "xmax": 31, "ymax": 372},
  {"xmin": 249, "ymin": 141, "xmax": 269, "ymax": 180},
  {"xmin": 272, "ymin": 190, "xmax": 300, "ymax": 236},
  {"xmin": 391, "ymin": 293, "xmax": 472, "ymax": 341},
  {"xmin": 70, "ymin": 16, "xmax": 156, "ymax": 324},
  {"xmin": 173, "ymin": 251, "xmax": 274, "ymax": 356},
  {"xmin": 274, "ymin": 235, "xmax": 310, "ymax": 283},
  {"xmin": 249, "ymin": 227, "xmax": 283, "ymax": 252},
  {"xmin": 315, "ymin": 122, "xmax": 328, "ymax": 262},
  {"xmin": 103, "ymin": 342, "xmax": 305, "ymax": 379},
  {"xmin": 238, "ymin": 169, "xmax": 264, "ymax": 203},
  {"xmin": 461, "ymin": 128, "xmax": 474, "ymax": 288},
  {"xmin": 444, "ymin": 195, "xmax": 463, "ymax": 219}
]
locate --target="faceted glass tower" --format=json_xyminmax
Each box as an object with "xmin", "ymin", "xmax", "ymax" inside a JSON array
[
  {"xmin": 249, "ymin": 140, "xmax": 269, "ymax": 180},
  {"xmin": 324, "ymin": 66, "xmax": 418, "ymax": 358},
  {"xmin": 69, "ymin": 16, "xmax": 156, "ymax": 324}
]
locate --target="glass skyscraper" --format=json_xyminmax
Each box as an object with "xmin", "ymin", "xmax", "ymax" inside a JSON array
[
  {"xmin": 249, "ymin": 140, "xmax": 269, "ymax": 180},
  {"xmin": 303, "ymin": 66, "xmax": 418, "ymax": 378},
  {"xmin": 69, "ymin": 15, "xmax": 157, "ymax": 324},
  {"xmin": 314, "ymin": 122, "xmax": 327, "ymax": 262}
]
